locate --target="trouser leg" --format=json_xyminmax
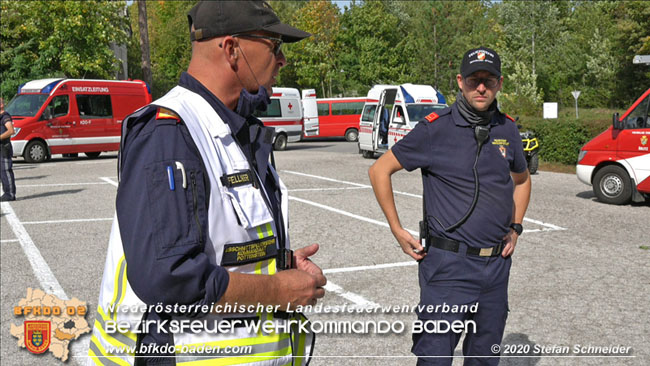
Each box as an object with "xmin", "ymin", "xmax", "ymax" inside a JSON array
[
  {"xmin": 1, "ymin": 145, "xmax": 16, "ymax": 198},
  {"xmin": 462, "ymin": 256, "xmax": 511, "ymax": 366}
]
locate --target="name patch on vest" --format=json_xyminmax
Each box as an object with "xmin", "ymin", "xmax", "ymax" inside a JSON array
[
  {"xmin": 221, "ymin": 236, "xmax": 277, "ymax": 266},
  {"xmin": 220, "ymin": 171, "xmax": 254, "ymax": 188}
]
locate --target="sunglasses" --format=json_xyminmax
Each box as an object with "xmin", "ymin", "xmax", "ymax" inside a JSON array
[
  {"xmin": 232, "ymin": 33, "xmax": 283, "ymax": 56},
  {"xmin": 464, "ymin": 77, "xmax": 499, "ymax": 89}
]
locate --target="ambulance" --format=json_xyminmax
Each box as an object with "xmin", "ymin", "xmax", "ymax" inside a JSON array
[
  {"xmin": 358, "ymin": 84, "xmax": 446, "ymax": 158},
  {"xmin": 576, "ymin": 87, "xmax": 650, "ymax": 204},
  {"xmin": 253, "ymin": 87, "xmax": 317, "ymax": 150},
  {"xmin": 7, "ymin": 78, "xmax": 151, "ymax": 163}
]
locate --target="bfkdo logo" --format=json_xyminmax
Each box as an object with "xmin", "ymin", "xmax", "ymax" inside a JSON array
[{"xmin": 25, "ymin": 321, "xmax": 51, "ymax": 354}]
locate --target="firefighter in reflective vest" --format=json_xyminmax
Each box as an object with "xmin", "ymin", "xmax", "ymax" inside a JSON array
[{"xmin": 87, "ymin": 1, "xmax": 326, "ymax": 365}]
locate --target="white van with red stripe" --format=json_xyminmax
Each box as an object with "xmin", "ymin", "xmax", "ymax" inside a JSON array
[
  {"xmin": 254, "ymin": 87, "xmax": 317, "ymax": 150},
  {"xmin": 358, "ymin": 84, "xmax": 446, "ymax": 158},
  {"xmin": 577, "ymin": 87, "xmax": 650, "ymax": 204},
  {"xmin": 7, "ymin": 78, "xmax": 151, "ymax": 162}
]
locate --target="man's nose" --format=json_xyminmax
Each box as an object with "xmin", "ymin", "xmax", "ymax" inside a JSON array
[{"xmin": 276, "ymin": 50, "xmax": 287, "ymax": 68}]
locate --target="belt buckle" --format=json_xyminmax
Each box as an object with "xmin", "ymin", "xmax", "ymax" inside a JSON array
[{"xmin": 479, "ymin": 247, "xmax": 493, "ymax": 257}]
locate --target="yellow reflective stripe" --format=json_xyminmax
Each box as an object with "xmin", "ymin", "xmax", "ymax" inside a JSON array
[
  {"xmin": 267, "ymin": 258, "xmax": 276, "ymax": 275},
  {"xmin": 256, "ymin": 225, "xmax": 264, "ymax": 239},
  {"xmin": 265, "ymin": 223, "xmax": 273, "ymax": 237},
  {"xmin": 255, "ymin": 259, "xmax": 263, "ymax": 275},
  {"xmin": 97, "ymin": 306, "xmax": 137, "ymax": 342},
  {"xmin": 89, "ymin": 335, "xmax": 132, "ymax": 366}
]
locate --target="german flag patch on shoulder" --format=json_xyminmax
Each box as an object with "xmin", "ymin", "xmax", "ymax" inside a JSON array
[
  {"xmin": 425, "ymin": 112, "xmax": 439, "ymax": 123},
  {"xmin": 156, "ymin": 107, "xmax": 180, "ymax": 122}
]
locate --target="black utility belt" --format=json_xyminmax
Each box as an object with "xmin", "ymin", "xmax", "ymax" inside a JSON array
[
  {"xmin": 221, "ymin": 236, "xmax": 293, "ymax": 270},
  {"xmin": 427, "ymin": 235, "xmax": 503, "ymax": 257}
]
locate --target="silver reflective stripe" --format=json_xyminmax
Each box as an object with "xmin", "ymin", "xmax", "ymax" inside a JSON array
[
  {"xmin": 94, "ymin": 311, "xmax": 137, "ymax": 349},
  {"xmin": 88, "ymin": 338, "xmax": 127, "ymax": 366},
  {"xmin": 176, "ymin": 335, "xmax": 291, "ymax": 364},
  {"xmin": 112, "ymin": 259, "xmax": 127, "ymax": 314}
]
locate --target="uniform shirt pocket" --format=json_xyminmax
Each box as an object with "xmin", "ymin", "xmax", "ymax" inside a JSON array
[{"xmin": 145, "ymin": 160, "xmax": 207, "ymax": 259}]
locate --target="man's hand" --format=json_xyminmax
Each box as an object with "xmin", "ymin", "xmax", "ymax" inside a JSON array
[
  {"xmin": 393, "ymin": 227, "xmax": 425, "ymax": 261},
  {"xmin": 293, "ymin": 243, "xmax": 323, "ymax": 276},
  {"xmin": 273, "ymin": 268, "xmax": 326, "ymax": 309},
  {"xmin": 501, "ymin": 230, "xmax": 518, "ymax": 258}
]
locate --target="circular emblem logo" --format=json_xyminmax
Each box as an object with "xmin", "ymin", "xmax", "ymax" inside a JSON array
[{"xmin": 477, "ymin": 52, "xmax": 486, "ymax": 61}]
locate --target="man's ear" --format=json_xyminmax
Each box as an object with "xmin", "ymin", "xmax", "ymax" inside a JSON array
[
  {"xmin": 221, "ymin": 37, "xmax": 238, "ymax": 67},
  {"xmin": 456, "ymin": 74, "xmax": 464, "ymax": 91}
]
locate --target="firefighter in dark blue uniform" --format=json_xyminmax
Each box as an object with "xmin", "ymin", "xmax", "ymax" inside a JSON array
[{"xmin": 369, "ymin": 47, "xmax": 531, "ymax": 365}]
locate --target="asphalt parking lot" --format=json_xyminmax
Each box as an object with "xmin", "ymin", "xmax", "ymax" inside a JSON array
[{"xmin": 1, "ymin": 140, "xmax": 648, "ymax": 366}]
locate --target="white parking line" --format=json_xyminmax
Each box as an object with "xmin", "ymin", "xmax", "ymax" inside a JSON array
[
  {"xmin": 324, "ymin": 280, "xmax": 380, "ymax": 308},
  {"xmin": 324, "ymin": 261, "xmax": 417, "ymax": 275},
  {"xmin": 1, "ymin": 239, "xmax": 20, "ymax": 243},
  {"xmin": 1, "ymin": 201, "xmax": 88, "ymax": 365},
  {"xmin": 283, "ymin": 170, "xmax": 421, "ymax": 198},
  {"xmin": 22, "ymin": 218, "xmax": 113, "ymax": 225},
  {"xmin": 1, "ymin": 202, "xmax": 67, "ymax": 298},
  {"xmin": 17, "ymin": 182, "xmax": 110, "ymax": 188},
  {"xmin": 100, "ymin": 177, "xmax": 119, "ymax": 187},
  {"xmin": 288, "ymin": 187, "xmax": 369, "ymax": 192}
]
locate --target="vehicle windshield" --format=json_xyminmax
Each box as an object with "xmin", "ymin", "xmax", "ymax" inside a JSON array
[
  {"xmin": 406, "ymin": 104, "xmax": 447, "ymax": 123},
  {"xmin": 6, "ymin": 94, "xmax": 48, "ymax": 117}
]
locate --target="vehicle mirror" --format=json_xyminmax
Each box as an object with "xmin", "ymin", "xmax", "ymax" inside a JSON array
[
  {"xmin": 393, "ymin": 116, "xmax": 404, "ymax": 124},
  {"xmin": 42, "ymin": 107, "xmax": 53, "ymax": 121},
  {"xmin": 612, "ymin": 112, "xmax": 621, "ymax": 130}
]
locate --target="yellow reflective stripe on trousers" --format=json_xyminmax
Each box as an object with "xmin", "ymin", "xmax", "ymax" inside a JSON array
[
  {"xmin": 176, "ymin": 333, "xmax": 292, "ymax": 365},
  {"xmin": 110, "ymin": 256, "xmax": 128, "ymax": 318}
]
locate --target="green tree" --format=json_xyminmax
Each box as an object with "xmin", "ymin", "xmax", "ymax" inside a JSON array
[
  {"xmin": 1, "ymin": 0, "xmax": 129, "ymax": 99},
  {"xmin": 284, "ymin": 0, "xmax": 341, "ymax": 97}
]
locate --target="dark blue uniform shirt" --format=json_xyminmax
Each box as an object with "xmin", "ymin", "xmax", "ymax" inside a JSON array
[
  {"xmin": 116, "ymin": 73, "xmax": 283, "ymax": 360},
  {"xmin": 392, "ymin": 103, "xmax": 527, "ymax": 247}
]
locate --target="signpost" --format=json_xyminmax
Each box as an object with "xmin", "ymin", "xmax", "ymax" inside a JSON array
[{"xmin": 572, "ymin": 90, "xmax": 581, "ymax": 118}]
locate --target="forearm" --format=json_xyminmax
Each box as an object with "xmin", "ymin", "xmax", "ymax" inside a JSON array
[
  {"xmin": 368, "ymin": 151, "xmax": 403, "ymax": 232},
  {"xmin": 512, "ymin": 172, "xmax": 531, "ymax": 223}
]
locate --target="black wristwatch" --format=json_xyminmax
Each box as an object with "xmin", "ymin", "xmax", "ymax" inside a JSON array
[{"xmin": 510, "ymin": 223, "xmax": 523, "ymax": 236}]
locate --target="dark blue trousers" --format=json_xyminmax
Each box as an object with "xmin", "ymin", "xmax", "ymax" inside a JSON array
[
  {"xmin": 413, "ymin": 246, "xmax": 511, "ymax": 366},
  {"xmin": 0, "ymin": 143, "xmax": 15, "ymax": 199}
]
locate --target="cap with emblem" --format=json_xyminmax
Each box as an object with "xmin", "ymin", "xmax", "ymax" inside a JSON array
[
  {"xmin": 188, "ymin": 0, "xmax": 310, "ymax": 43},
  {"xmin": 460, "ymin": 47, "xmax": 501, "ymax": 78}
]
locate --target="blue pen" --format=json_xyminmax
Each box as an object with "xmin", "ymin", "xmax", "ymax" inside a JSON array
[{"xmin": 167, "ymin": 166, "xmax": 175, "ymax": 191}]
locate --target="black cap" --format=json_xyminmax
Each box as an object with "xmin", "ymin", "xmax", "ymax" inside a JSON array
[
  {"xmin": 460, "ymin": 47, "xmax": 501, "ymax": 78},
  {"xmin": 188, "ymin": 0, "xmax": 310, "ymax": 43}
]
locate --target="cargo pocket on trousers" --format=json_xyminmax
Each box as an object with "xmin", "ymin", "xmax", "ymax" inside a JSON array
[{"xmin": 145, "ymin": 160, "xmax": 207, "ymax": 259}]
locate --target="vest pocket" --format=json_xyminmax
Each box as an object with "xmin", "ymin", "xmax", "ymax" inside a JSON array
[
  {"xmin": 145, "ymin": 160, "xmax": 207, "ymax": 258},
  {"xmin": 223, "ymin": 183, "xmax": 273, "ymax": 229}
]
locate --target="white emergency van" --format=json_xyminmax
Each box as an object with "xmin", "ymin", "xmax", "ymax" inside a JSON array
[
  {"xmin": 358, "ymin": 84, "xmax": 446, "ymax": 158},
  {"xmin": 254, "ymin": 87, "xmax": 317, "ymax": 150}
]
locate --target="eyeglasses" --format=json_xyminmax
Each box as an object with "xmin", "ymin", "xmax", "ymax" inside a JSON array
[
  {"xmin": 464, "ymin": 77, "xmax": 499, "ymax": 89},
  {"xmin": 232, "ymin": 33, "xmax": 283, "ymax": 56}
]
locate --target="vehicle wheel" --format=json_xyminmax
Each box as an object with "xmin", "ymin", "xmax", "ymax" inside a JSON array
[
  {"xmin": 345, "ymin": 128, "xmax": 359, "ymax": 142},
  {"xmin": 85, "ymin": 152, "xmax": 101, "ymax": 158},
  {"xmin": 23, "ymin": 140, "xmax": 48, "ymax": 163},
  {"xmin": 593, "ymin": 165, "xmax": 632, "ymax": 205},
  {"xmin": 527, "ymin": 153, "xmax": 539, "ymax": 175},
  {"xmin": 273, "ymin": 134, "xmax": 287, "ymax": 151},
  {"xmin": 362, "ymin": 150, "xmax": 374, "ymax": 159}
]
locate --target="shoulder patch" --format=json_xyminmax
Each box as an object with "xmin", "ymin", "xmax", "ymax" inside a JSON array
[
  {"xmin": 425, "ymin": 112, "xmax": 439, "ymax": 123},
  {"xmin": 505, "ymin": 114, "xmax": 516, "ymax": 122},
  {"xmin": 156, "ymin": 107, "xmax": 180, "ymax": 122}
]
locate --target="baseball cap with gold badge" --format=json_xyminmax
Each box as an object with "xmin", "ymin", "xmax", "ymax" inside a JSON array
[{"xmin": 188, "ymin": 0, "xmax": 311, "ymax": 43}]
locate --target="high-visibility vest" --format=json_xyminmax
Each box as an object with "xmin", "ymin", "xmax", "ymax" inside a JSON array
[{"xmin": 88, "ymin": 86, "xmax": 313, "ymax": 366}]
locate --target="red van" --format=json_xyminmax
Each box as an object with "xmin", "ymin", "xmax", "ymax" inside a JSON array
[
  {"xmin": 305, "ymin": 97, "xmax": 367, "ymax": 141},
  {"xmin": 7, "ymin": 78, "xmax": 151, "ymax": 162},
  {"xmin": 577, "ymin": 87, "xmax": 649, "ymax": 204}
]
